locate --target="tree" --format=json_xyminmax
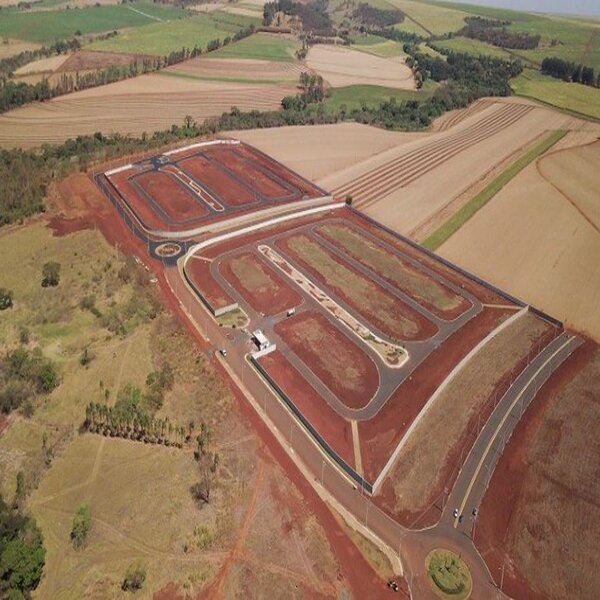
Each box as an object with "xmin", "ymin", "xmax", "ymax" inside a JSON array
[
  {"xmin": 0, "ymin": 288, "xmax": 13, "ymax": 310},
  {"xmin": 12, "ymin": 471, "xmax": 25, "ymax": 511},
  {"xmin": 70, "ymin": 505, "xmax": 91, "ymax": 550},
  {"xmin": 41, "ymin": 262, "xmax": 60, "ymax": 287},
  {"xmin": 122, "ymin": 562, "xmax": 146, "ymax": 591}
]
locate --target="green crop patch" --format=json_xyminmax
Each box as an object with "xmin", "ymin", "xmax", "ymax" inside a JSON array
[{"xmin": 206, "ymin": 33, "xmax": 299, "ymax": 62}]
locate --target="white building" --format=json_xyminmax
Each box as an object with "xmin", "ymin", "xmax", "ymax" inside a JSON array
[{"xmin": 252, "ymin": 329, "xmax": 270, "ymax": 351}]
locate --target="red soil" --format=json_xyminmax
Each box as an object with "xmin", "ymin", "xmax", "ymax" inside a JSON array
[
  {"xmin": 258, "ymin": 350, "xmax": 355, "ymax": 467},
  {"xmin": 359, "ymin": 307, "xmax": 513, "ymax": 483},
  {"xmin": 274, "ymin": 310, "xmax": 379, "ymax": 410},
  {"xmin": 108, "ymin": 169, "xmax": 170, "ymax": 231},
  {"xmin": 219, "ymin": 251, "xmax": 302, "ymax": 316},
  {"xmin": 184, "ymin": 258, "xmax": 233, "ymax": 311},
  {"xmin": 235, "ymin": 142, "xmax": 324, "ymax": 198},
  {"xmin": 276, "ymin": 232, "xmax": 438, "ymax": 342},
  {"xmin": 178, "ymin": 154, "xmax": 257, "ymax": 208},
  {"xmin": 207, "ymin": 146, "xmax": 291, "ymax": 200},
  {"xmin": 134, "ymin": 170, "xmax": 208, "ymax": 221},
  {"xmin": 475, "ymin": 340, "xmax": 596, "ymax": 600},
  {"xmin": 317, "ymin": 221, "xmax": 471, "ymax": 320}
]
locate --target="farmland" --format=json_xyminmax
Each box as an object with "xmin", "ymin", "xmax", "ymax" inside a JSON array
[
  {"xmin": 207, "ymin": 33, "xmax": 299, "ymax": 62},
  {"xmin": 0, "ymin": 2, "xmax": 188, "ymax": 44}
]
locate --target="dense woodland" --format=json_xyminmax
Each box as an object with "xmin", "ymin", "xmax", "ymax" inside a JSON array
[
  {"xmin": 457, "ymin": 16, "xmax": 541, "ymax": 50},
  {"xmin": 541, "ymin": 57, "xmax": 598, "ymax": 87},
  {"xmin": 263, "ymin": 0, "xmax": 333, "ymax": 34},
  {"xmin": 351, "ymin": 3, "xmax": 404, "ymax": 28}
]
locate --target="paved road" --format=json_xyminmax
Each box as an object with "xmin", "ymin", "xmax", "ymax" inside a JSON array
[
  {"xmin": 166, "ymin": 258, "xmax": 580, "ymax": 600},
  {"xmin": 443, "ymin": 331, "xmax": 583, "ymax": 533}
]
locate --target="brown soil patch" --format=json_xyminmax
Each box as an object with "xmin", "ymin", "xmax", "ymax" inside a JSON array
[
  {"xmin": 476, "ymin": 341, "xmax": 600, "ymax": 600},
  {"xmin": 276, "ymin": 232, "xmax": 438, "ymax": 341},
  {"xmin": 360, "ymin": 307, "xmax": 512, "ymax": 484},
  {"xmin": 274, "ymin": 310, "xmax": 379, "ymax": 410},
  {"xmin": 377, "ymin": 312, "xmax": 551, "ymax": 527},
  {"xmin": 185, "ymin": 258, "xmax": 233, "ymax": 311},
  {"xmin": 58, "ymin": 50, "xmax": 153, "ymax": 73},
  {"xmin": 219, "ymin": 251, "xmax": 301, "ymax": 316},
  {"xmin": 258, "ymin": 350, "xmax": 355, "ymax": 467},
  {"xmin": 134, "ymin": 170, "xmax": 209, "ymax": 222}
]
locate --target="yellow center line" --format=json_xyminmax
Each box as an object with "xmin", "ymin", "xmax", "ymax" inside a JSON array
[{"xmin": 454, "ymin": 336, "xmax": 574, "ymax": 527}]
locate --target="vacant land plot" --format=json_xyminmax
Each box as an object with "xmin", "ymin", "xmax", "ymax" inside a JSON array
[
  {"xmin": 274, "ymin": 311, "xmax": 378, "ymax": 409},
  {"xmin": 87, "ymin": 14, "xmax": 232, "ymax": 56},
  {"xmin": 440, "ymin": 138, "xmax": 600, "ymax": 341},
  {"xmin": 207, "ymin": 33, "xmax": 298, "ymax": 62},
  {"xmin": 377, "ymin": 312, "xmax": 549, "ymax": 524},
  {"xmin": 306, "ymin": 45, "xmax": 415, "ymax": 89},
  {"xmin": 0, "ymin": 75, "xmax": 295, "ymax": 148},
  {"xmin": 477, "ymin": 344, "xmax": 600, "ymax": 600},
  {"xmin": 316, "ymin": 222, "xmax": 469, "ymax": 319},
  {"xmin": 277, "ymin": 233, "xmax": 437, "ymax": 341},
  {"xmin": 220, "ymin": 251, "xmax": 302, "ymax": 315},
  {"xmin": 229, "ymin": 122, "xmax": 427, "ymax": 182},
  {"xmin": 0, "ymin": 3, "xmax": 187, "ymax": 43},
  {"xmin": 0, "ymin": 38, "xmax": 41, "ymax": 59},
  {"xmin": 511, "ymin": 69, "xmax": 600, "ymax": 120}
]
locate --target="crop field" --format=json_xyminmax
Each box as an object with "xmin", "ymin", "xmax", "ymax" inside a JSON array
[
  {"xmin": 100, "ymin": 140, "xmax": 326, "ymax": 235},
  {"xmin": 0, "ymin": 2, "xmax": 188, "ymax": 43},
  {"xmin": 323, "ymin": 99, "xmax": 573, "ymax": 236},
  {"xmin": 351, "ymin": 34, "xmax": 408, "ymax": 58},
  {"xmin": 432, "ymin": 36, "xmax": 512, "ymax": 60},
  {"xmin": 440, "ymin": 134, "xmax": 600, "ymax": 342},
  {"xmin": 387, "ymin": 0, "xmax": 470, "ymax": 35},
  {"xmin": 207, "ymin": 33, "xmax": 299, "ymax": 62},
  {"xmin": 0, "ymin": 75, "xmax": 296, "ymax": 148},
  {"xmin": 306, "ymin": 45, "xmax": 415, "ymax": 89},
  {"xmin": 180, "ymin": 199, "xmax": 533, "ymax": 492},
  {"xmin": 476, "ymin": 342, "xmax": 600, "ymax": 600},
  {"xmin": 511, "ymin": 69, "xmax": 600, "ymax": 120},
  {"xmin": 86, "ymin": 14, "xmax": 236, "ymax": 56},
  {"xmin": 166, "ymin": 55, "xmax": 306, "ymax": 84}
]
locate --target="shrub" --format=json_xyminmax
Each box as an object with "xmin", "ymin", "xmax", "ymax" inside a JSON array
[
  {"xmin": 70, "ymin": 505, "xmax": 91, "ymax": 549},
  {"xmin": 41, "ymin": 262, "xmax": 60, "ymax": 287},
  {"xmin": 122, "ymin": 562, "xmax": 146, "ymax": 591}
]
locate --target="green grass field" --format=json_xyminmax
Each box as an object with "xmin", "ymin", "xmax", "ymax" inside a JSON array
[
  {"xmin": 87, "ymin": 14, "xmax": 235, "ymax": 56},
  {"xmin": 206, "ymin": 33, "xmax": 299, "ymax": 62},
  {"xmin": 388, "ymin": 0, "xmax": 470, "ymax": 35},
  {"xmin": 424, "ymin": 129, "xmax": 567, "ymax": 251},
  {"xmin": 324, "ymin": 82, "xmax": 436, "ymax": 113},
  {"xmin": 433, "ymin": 36, "xmax": 513, "ymax": 60},
  {"xmin": 351, "ymin": 34, "xmax": 408, "ymax": 58},
  {"xmin": 0, "ymin": 2, "xmax": 189, "ymax": 44},
  {"xmin": 511, "ymin": 69, "xmax": 600, "ymax": 120}
]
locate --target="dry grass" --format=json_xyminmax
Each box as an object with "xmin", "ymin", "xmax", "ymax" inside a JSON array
[
  {"xmin": 506, "ymin": 349, "xmax": 600, "ymax": 600},
  {"xmin": 306, "ymin": 44, "xmax": 415, "ymax": 89},
  {"xmin": 317, "ymin": 222, "xmax": 464, "ymax": 313},
  {"xmin": 383, "ymin": 312, "xmax": 548, "ymax": 514},
  {"xmin": 285, "ymin": 233, "xmax": 420, "ymax": 339}
]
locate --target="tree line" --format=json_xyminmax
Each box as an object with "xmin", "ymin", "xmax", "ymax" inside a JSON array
[
  {"xmin": 457, "ymin": 16, "xmax": 541, "ymax": 50},
  {"xmin": 351, "ymin": 2, "xmax": 404, "ymax": 29},
  {"xmin": 0, "ymin": 25, "xmax": 255, "ymax": 114},
  {"xmin": 541, "ymin": 56, "xmax": 598, "ymax": 87},
  {"xmin": 263, "ymin": 0, "xmax": 333, "ymax": 34}
]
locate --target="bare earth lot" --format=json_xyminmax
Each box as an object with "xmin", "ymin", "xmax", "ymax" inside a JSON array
[
  {"xmin": 477, "ymin": 342, "xmax": 600, "ymax": 600},
  {"xmin": 306, "ymin": 45, "xmax": 415, "ymax": 89},
  {"xmin": 440, "ymin": 133, "xmax": 600, "ymax": 341}
]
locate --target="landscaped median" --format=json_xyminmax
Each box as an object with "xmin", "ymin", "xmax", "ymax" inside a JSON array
[{"xmin": 423, "ymin": 129, "xmax": 567, "ymax": 251}]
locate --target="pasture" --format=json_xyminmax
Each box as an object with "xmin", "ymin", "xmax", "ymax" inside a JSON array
[
  {"xmin": 207, "ymin": 33, "xmax": 299, "ymax": 62},
  {"xmin": 0, "ymin": 2, "xmax": 188, "ymax": 44}
]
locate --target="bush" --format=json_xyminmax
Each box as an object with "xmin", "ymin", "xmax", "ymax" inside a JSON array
[
  {"xmin": 41, "ymin": 262, "xmax": 60, "ymax": 287},
  {"xmin": 70, "ymin": 505, "xmax": 91, "ymax": 549},
  {"xmin": 122, "ymin": 562, "xmax": 146, "ymax": 591},
  {"xmin": 0, "ymin": 288, "xmax": 13, "ymax": 310}
]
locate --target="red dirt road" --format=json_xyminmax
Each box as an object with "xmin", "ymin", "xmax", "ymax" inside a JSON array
[
  {"xmin": 275, "ymin": 310, "xmax": 379, "ymax": 410},
  {"xmin": 259, "ymin": 350, "xmax": 355, "ymax": 467},
  {"xmin": 219, "ymin": 251, "xmax": 302, "ymax": 316}
]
